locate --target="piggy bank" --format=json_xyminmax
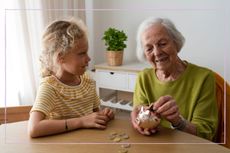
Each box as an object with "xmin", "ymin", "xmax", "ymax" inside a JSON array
[{"xmin": 136, "ymin": 106, "xmax": 161, "ymax": 129}]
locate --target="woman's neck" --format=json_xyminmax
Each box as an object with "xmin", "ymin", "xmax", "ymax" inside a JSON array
[{"xmin": 156, "ymin": 59, "xmax": 187, "ymax": 82}]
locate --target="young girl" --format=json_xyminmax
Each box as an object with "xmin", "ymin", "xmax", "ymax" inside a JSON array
[{"xmin": 28, "ymin": 18, "xmax": 114, "ymax": 138}]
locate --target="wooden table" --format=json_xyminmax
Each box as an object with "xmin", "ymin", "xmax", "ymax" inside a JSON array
[{"xmin": 1, "ymin": 117, "xmax": 229, "ymax": 153}]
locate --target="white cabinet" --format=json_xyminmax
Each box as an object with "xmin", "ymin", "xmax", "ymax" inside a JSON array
[
  {"xmin": 95, "ymin": 62, "xmax": 149, "ymax": 111},
  {"xmin": 128, "ymin": 74, "xmax": 137, "ymax": 92},
  {"xmin": 96, "ymin": 70, "xmax": 128, "ymax": 91}
]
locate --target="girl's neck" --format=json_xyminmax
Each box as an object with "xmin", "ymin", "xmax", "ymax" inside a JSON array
[{"xmin": 55, "ymin": 71, "xmax": 81, "ymax": 86}]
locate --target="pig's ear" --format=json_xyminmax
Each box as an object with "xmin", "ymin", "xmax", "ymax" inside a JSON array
[{"xmin": 140, "ymin": 106, "xmax": 144, "ymax": 112}]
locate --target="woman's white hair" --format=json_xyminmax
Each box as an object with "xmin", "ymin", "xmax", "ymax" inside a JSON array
[{"xmin": 136, "ymin": 17, "xmax": 185, "ymax": 62}]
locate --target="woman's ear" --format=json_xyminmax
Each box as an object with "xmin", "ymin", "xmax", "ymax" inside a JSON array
[{"xmin": 173, "ymin": 40, "xmax": 180, "ymax": 53}]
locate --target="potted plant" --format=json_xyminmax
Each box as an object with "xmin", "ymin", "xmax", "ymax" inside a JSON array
[{"xmin": 102, "ymin": 27, "xmax": 128, "ymax": 66}]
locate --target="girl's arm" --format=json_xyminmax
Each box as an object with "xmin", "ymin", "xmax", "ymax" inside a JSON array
[{"xmin": 28, "ymin": 111, "xmax": 110, "ymax": 138}]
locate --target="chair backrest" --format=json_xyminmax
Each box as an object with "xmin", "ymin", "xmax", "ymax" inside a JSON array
[
  {"xmin": 0, "ymin": 105, "xmax": 32, "ymax": 124},
  {"xmin": 214, "ymin": 72, "xmax": 230, "ymax": 148}
]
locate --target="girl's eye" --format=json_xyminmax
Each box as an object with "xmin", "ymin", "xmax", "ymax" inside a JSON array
[{"xmin": 77, "ymin": 51, "xmax": 87, "ymax": 56}]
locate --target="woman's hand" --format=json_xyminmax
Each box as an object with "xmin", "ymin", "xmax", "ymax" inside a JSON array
[
  {"xmin": 153, "ymin": 95, "xmax": 181, "ymax": 126},
  {"xmin": 131, "ymin": 105, "xmax": 157, "ymax": 135},
  {"xmin": 80, "ymin": 112, "xmax": 110, "ymax": 129}
]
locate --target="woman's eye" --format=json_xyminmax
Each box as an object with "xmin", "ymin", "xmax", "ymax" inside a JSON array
[
  {"xmin": 145, "ymin": 47, "xmax": 152, "ymax": 52},
  {"xmin": 159, "ymin": 42, "xmax": 167, "ymax": 47},
  {"xmin": 159, "ymin": 43, "xmax": 166, "ymax": 47}
]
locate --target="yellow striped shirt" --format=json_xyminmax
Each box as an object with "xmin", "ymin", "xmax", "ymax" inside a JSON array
[{"xmin": 31, "ymin": 73, "xmax": 100, "ymax": 119}]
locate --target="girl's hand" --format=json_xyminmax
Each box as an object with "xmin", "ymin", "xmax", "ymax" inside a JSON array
[
  {"xmin": 80, "ymin": 112, "xmax": 110, "ymax": 129},
  {"xmin": 131, "ymin": 105, "xmax": 157, "ymax": 135},
  {"xmin": 153, "ymin": 95, "xmax": 181, "ymax": 125},
  {"xmin": 100, "ymin": 107, "xmax": 115, "ymax": 121}
]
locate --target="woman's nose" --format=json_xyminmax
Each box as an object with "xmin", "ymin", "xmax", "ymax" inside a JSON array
[{"xmin": 152, "ymin": 46, "xmax": 161, "ymax": 56}]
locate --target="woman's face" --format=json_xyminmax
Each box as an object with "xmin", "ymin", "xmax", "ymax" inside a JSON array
[
  {"xmin": 141, "ymin": 24, "xmax": 179, "ymax": 71},
  {"xmin": 60, "ymin": 37, "xmax": 91, "ymax": 76}
]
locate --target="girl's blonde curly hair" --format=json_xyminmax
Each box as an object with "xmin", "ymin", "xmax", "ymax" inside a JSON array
[{"xmin": 40, "ymin": 18, "xmax": 87, "ymax": 78}]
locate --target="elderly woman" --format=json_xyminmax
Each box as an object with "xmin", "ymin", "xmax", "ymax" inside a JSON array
[{"xmin": 131, "ymin": 17, "xmax": 218, "ymax": 141}]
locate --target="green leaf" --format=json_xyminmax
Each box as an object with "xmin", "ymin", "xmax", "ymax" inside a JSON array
[{"xmin": 102, "ymin": 27, "xmax": 128, "ymax": 51}]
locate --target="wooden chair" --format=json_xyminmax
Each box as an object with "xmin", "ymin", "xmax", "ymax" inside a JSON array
[
  {"xmin": 214, "ymin": 72, "xmax": 230, "ymax": 148},
  {"xmin": 0, "ymin": 105, "xmax": 32, "ymax": 124}
]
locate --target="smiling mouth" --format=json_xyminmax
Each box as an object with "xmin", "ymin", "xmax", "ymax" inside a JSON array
[{"xmin": 155, "ymin": 57, "xmax": 168, "ymax": 63}]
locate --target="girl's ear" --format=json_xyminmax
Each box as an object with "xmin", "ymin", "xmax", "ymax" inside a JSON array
[{"xmin": 57, "ymin": 52, "xmax": 65, "ymax": 63}]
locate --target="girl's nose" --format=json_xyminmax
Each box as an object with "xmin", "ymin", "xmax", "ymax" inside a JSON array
[{"xmin": 87, "ymin": 55, "xmax": 91, "ymax": 62}]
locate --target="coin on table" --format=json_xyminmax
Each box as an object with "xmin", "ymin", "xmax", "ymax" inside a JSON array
[
  {"xmin": 121, "ymin": 134, "xmax": 129, "ymax": 139},
  {"xmin": 118, "ymin": 149, "xmax": 128, "ymax": 153},
  {"xmin": 109, "ymin": 134, "xmax": 117, "ymax": 140},
  {"xmin": 121, "ymin": 143, "xmax": 131, "ymax": 148},
  {"xmin": 110, "ymin": 131, "xmax": 117, "ymax": 136},
  {"xmin": 113, "ymin": 137, "xmax": 121, "ymax": 142}
]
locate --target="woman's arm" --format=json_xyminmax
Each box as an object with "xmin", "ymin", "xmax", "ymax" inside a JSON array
[
  {"xmin": 153, "ymin": 95, "xmax": 197, "ymax": 135},
  {"xmin": 189, "ymin": 72, "xmax": 218, "ymax": 140}
]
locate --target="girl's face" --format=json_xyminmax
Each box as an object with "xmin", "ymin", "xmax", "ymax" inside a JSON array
[
  {"xmin": 141, "ymin": 24, "xmax": 178, "ymax": 71},
  {"xmin": 60, "ymin": 37, "xmax": 91, "ymax": 76}
]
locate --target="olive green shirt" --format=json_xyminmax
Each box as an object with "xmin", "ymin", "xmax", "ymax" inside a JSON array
[{"xmin": 133, "ymin": 62, "xmax": 218, "ymax": 140}]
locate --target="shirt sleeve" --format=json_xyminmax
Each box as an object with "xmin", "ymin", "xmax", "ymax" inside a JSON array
[
  {"xmin": 191, "ymin": 72, "xmax": 218, "ymax": 140},
  {"xmin": 92, "ymin": 80, "xmax": 100, "ymax": 109},
  {"xmin": 133, "ymin": 71, "xmax": 149, "ymax": 107},
  {"xmin": 30, "ymin": 82, "xmax": 56, "ymax": 117}
]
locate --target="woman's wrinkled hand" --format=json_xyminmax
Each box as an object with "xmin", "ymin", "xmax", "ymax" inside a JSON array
[
  {"xmin": 131, "ymin": 105, "xmax": 158, "ymax": 135},
  {"xmin": 153, "ymin": 95, "xmax": 181, "ymax": 125}
]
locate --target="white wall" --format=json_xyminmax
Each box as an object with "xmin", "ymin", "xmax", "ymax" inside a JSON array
[
  {"xmin": 1, "ymin": 0, "xmax": 230, "ymax": 107},
  {"xmin": 0, "ymin": 2, "xmax": 6, "ymax": 107},
  {"xmin": 88, "ymin": 0, "xmax": 230, "ymax": 83}
]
